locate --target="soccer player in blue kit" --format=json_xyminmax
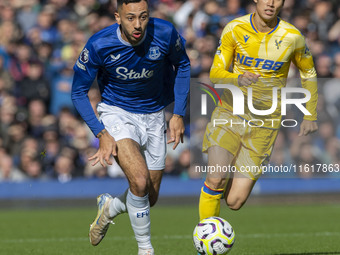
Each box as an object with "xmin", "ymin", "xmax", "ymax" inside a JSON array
[{"xmin": 71, "ymin": 0, "xmax": 190, "ymax": 254}]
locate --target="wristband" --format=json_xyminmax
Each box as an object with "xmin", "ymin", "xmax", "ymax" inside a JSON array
[
  {"xmin": 173, "ymin": 114, "xmax": 183, "ymax": 118},
  {"xmin": 96, "ymin": 129, "xmax": 107, "ymax": 138}
]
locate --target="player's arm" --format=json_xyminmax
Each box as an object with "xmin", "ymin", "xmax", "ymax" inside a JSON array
[
  {"xmin": 167, "ymin": 26, "xmax": 190, "ymax": 150},
  {"xmin": 210, "ymin": 25, "xmax": 238, "ymax": 85},
  {"xmin": 71, "ymin": 41, "xmax": 117, "ymax": 165},
  {"xmin": 291, "ymin": 35, "xmax": 318, "ymax": 136},
  {"xmin": 72, "ymin": 41, "xmax": 104, "ymax": 136},
  {"xmin": 210, "ymin": 25, "xmax": 259, "ymax": 86}
]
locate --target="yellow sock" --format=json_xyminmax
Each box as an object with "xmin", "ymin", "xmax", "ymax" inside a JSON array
[{"xmin": 199, "ymin": 182, "xmax": 224, "ymax": 221}]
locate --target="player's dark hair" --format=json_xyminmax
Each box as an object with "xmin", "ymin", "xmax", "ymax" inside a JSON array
[{"xmin": 117, "ymin": 0, "xmax": 148, "ymax": 7}]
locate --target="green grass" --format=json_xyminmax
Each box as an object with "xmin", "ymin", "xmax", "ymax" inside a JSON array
[{"xmin": 0, "ymin": 203, "xmax": 339, "ymax": 255}]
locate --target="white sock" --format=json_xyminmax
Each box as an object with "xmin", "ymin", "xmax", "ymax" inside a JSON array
[
  {"xmin": 108, "ymin": 189, "xmax": 127, "ymax": 218},
  {"xmin": 126, "ymin": 189, "xmax": 153, "ymax": 250}
]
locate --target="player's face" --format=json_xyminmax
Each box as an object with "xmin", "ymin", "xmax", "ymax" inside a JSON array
[
  {"xmin": 254, "ymin": 0, "xmax": 284, "ymax": 22},
  {"xmin": 115, "ymin": 1, "xmax": 149, "ymax": 46}
]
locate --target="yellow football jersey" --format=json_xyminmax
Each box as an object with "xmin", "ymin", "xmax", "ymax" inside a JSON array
[{"xmin": 210, "ymin": 13, "xmax": 317, "ymax": 129}]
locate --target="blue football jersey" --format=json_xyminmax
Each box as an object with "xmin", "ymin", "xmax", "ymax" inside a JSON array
[{"xmin": 71, "ymin": 18, "xmax": 190, "ymax": 136}]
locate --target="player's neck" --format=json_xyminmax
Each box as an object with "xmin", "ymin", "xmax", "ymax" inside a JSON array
[{"xmin": 252, "ymin": 12, "xmax": 278, "ymax": 33}]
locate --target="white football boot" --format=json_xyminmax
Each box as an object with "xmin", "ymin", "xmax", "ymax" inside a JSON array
[
  {"xmin": 89, "ymin": 193, "xmax": 114, "ymax": 246},
  {"xmin": 138, "ymin": 248, "xmax": 154, "ymax": 255}
]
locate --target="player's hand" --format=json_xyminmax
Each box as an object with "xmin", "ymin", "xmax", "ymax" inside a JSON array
[
  {"xmin": 298, "ymin": 120, "xmax": 318, "ymax": 136},
  {"xmin": 238, "ymin": 72, "xmax": 260, "ymax": 86},
  {"xmin": 89, "ymin": 130, "xmax": 117, "ymax": 167},
  {"xmin": 167, "ymin": 114, "xmax": 185, "ymax": 150}
]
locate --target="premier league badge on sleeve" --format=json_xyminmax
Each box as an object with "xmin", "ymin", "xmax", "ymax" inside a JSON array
[
  {"xmin": 80, "ymin": 48, "xmax": 89, "ymax": 63},
  {"xmin": 148, "ymin": 46, "xmax": 161, "ymax": 60}
]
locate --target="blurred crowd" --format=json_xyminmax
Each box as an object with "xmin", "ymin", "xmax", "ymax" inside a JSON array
[{"xmin": 0, "ymin": 0, "xmax": 339, "ymax": 182}]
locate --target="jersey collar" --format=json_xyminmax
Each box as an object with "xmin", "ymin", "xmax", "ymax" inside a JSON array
[
  {"xmin": 117, "ymin": 25, "xmax": 147, "ymax": 47},
  {"xmin": 250, "ymin": 13, "xmax": 280, "ymax": 35}
]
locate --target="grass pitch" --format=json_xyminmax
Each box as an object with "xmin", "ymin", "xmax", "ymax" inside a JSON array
[{"xmin": 0, "ymin": 202, "xmax": 339, "ymax": 255}]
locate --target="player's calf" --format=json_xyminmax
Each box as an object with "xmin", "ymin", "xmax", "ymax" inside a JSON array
[
  {"xmin": 148, "ymin": 192, "xmax": 159, "ymax": 207},
  {"xmin": 225, "ymin": 195, "xmax": 247, "ymax": 211},
  {"xmin": 126, "ymin": 190, "xmax": 153, "ymax": 252},
  {"xmin": 199, "ymin": 182, "xmax": 225, "ymax": 220}
]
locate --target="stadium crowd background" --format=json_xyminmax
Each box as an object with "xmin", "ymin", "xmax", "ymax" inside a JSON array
[{"xmin": 0, "ymin": 0, "xmax": 339, "ymax": 182}]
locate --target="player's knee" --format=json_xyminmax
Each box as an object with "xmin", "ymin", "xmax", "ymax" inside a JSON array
[
  {"xmin": 130, "ymin": 175, "xmax": 150, "ymax": 196},
  {"xmin": 226, "ymin": 197, "xmax": 245, "ymax": 211}
]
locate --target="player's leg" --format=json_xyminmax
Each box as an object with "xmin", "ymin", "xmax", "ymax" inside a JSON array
[
  {"xmin": 108, "ymin": 189, "xmax": 128, "ymax": 217},
  {"xmin": 148, "ymin": 170, "xmax": 163, "ymax": 207},
  {"xmin": 143, "ymin": 109, "xmax": 166, "ymax": 208},
  {"xmin": 106, "ymin": 168, "xmax": 162, "ymax": 219},
  {"xmin": 114, "ymin": 138, "xmax": 154, "ymax": 253},
  {"xmin": 121, "ymin": 107, "xmax": 166, "ymax": 254},
  {"xmin": 90, "ymin": 104, "xmax": 153, "ymax": 253},
  {"xmin": 107, "ymin": 169, "xmax": 163, "ymax": 218},
  {"xmin": 223, "ymin": 126, "xmax": 279, "ymax": 210},
  {"xmin": 199, "ymin": 107, "xmax": 241, "ymax": 221},
  {"xmin": 224, "ymin": 171, "xmax": 256, "ymax": 210},
  {"xmin": 199, "ymin": 146, "xmax": 233, "ymax": 221},
  {"xmin": 89, "ymin": 138, "xmax": 152, "ymax": 250}
]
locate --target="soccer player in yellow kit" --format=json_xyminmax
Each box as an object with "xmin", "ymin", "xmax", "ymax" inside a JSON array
[{"xmin": 199, "ymin": 0, "xmax": 318, "ymax": 220}]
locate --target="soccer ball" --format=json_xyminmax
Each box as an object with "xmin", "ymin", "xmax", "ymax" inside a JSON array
[{"xmin": 193, "ymin": 217, "xmax": 235, "ymax": 255}]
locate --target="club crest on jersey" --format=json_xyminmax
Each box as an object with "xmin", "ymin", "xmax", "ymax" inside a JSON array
[
  {"xmin": 80, "ymin": 48, "xmax": 89, "ymax": 63},
  {"xmin": 275, "ymin": 39, "xmax": 282, "ymax": 49},
  {"xmin": 148, "ymin": 46, "xmax": 161, "ymax": 60}
]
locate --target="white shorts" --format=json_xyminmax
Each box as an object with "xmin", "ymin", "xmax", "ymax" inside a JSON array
[{"xmin": 97, "ymin": 102, "xmax": 167, "ymax": 170}]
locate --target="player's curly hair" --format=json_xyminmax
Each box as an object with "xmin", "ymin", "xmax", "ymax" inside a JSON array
[{"xmin": 117, "ymin": 0, "xmax": 148, "ymax": 7}]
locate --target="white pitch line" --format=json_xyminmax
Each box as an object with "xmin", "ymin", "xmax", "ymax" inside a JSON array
[{"xmin": 1, "ymin": 232, "xmax": 340, "ymax": 243}]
